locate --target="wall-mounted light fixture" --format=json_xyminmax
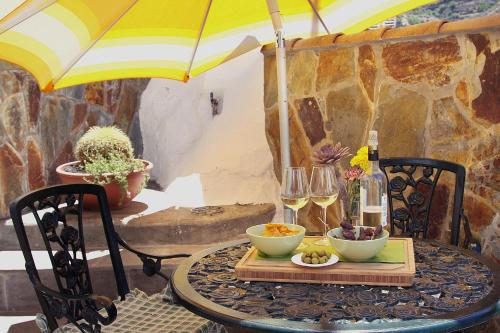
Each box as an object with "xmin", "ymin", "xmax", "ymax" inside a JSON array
[{"xmin": 210, "ymin": 92, "xmax": 223, "ymax": 116}]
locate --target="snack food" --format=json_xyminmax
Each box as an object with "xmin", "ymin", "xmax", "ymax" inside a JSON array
[
  {"xmin": 336, "ymin": 222, "xmax": 383, "ymax": 240},
  {"xmin": 262, "ymin": 223, "xmax": 300, "ymax": 237},
  {"xmin": 301, "ymin": 250, "xmax": 331, "ymax": 265}
]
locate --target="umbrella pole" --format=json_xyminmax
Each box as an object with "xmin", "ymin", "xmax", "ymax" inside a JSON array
[
  {"xmin": 267, "ymin": 0, "xmax": 292, "ymax": 223},
  {"xmin": 275, "ymin": 30, "xmax": 291, "ymax": 171}
]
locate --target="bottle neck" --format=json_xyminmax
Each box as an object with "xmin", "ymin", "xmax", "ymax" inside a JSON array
[
  {"xmin": 367, "ymin": 146, "xmax": 379, "ymax": 173},
  {"xmin": 368, "ymin": 145, "xmax": 379, "ymax": 161}
]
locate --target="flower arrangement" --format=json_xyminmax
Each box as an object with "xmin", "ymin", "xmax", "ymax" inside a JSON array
[
  {"xmin": 350, "ymin": 146, "xmax": 369, "ymax": 172},
  {"xmin": 312, "ymin": 143, "xmax": 369, "ymax": 224},
  {"xmin": 344, "ymin": 146, "xmax": 369, "ymax": 223},
  {"xmin": 313, "ymin": 143, "xmax": 351, "ymax": 165},
  {"xmin": 312, "ymin": 142, "xmax": 351, "ymax": 216}
]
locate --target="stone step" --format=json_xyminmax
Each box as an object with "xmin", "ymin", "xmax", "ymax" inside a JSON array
[
  {"xmin": 0, "ymin": 238, "xmax": 247, "ymax": 314},
  {"xmin": 1, "ymin": 189, "xmax": 275, "ymax": 251}
]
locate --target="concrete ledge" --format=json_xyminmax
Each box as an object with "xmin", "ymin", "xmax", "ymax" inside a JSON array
[{"xmin": 0, "ymin": 190, "xmax": 275, "ymax": 250}]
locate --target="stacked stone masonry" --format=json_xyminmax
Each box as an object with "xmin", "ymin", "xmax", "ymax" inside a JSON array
[
  {"xmin": 263, "ymin": 27, "xmax": 499, "ymax": 263},
  {"xmin": 0, "ymin": 60, "xmax": 148, "ymax": 219}
]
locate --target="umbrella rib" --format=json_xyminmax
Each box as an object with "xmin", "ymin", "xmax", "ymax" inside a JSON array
[
  {"xmin": 185, "ymin": 0, "xmax": 213, "ymax": 80},
  {"xmin": 306, "ymin": 0, "xmax": 330, "ymax": 34},
  {"xmin": 46, "ymin": 0, "xmax": 140, "ymax": 91},
  {"xmin": 0, "ymin": 0, "xmax": 58, "ymax": 35}
]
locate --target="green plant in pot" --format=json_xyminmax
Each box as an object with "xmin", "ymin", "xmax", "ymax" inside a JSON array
[{"xmin": 56, "ymin": 126, "xmax": 153, "ymax": 210}]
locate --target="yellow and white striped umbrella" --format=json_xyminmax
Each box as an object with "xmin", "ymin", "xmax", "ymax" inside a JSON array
[{"xmin": 0, "ymin": 0, "xmax": 433, "ymax": 92}]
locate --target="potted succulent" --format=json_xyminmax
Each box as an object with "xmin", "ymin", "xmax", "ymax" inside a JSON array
[{"xmin": 56, "ymin": 126, "xmax": 152, "ymax": 210}]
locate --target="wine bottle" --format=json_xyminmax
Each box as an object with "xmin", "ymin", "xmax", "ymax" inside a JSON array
[{"xmin": 360, "ymin": 130, "xmax": 388, "ymax": 228}]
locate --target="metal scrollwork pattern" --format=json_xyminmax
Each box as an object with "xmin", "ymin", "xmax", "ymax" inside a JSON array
[
  {"xmin": 385, "ymin": 165, "xmax": 441, "ymax": 239},
  {"xmin": 29, "ymin": 193, "xmax": 108, "ymax": 333},
  {"xmin": 187, "ymin": 242, "xmax": 495, "ymax": 323}
]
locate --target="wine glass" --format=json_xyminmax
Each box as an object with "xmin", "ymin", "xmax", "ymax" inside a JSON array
[
  {"xmin": 281, "ymin": 167, "xmax": 310, "ymax": 225},
  {"xmin": 310, "ymin": 165, "xmax": 339, "ymax": 245}
]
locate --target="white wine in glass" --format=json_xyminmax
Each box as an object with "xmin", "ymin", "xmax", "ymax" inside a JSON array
[
  {"xmin": 310, "ymin": 165, "xmax": 339, "ymax": 245},
  {"xmin": 311, "ymin": 194, "xmax": 338, "ymax": 208},
  {"xmin": 282, "ymin": 197, "xmax": 309, "ymax": 211},
  {"xmin": 281, "ymin": 167, "xmax": 310, "ymax": 225}
]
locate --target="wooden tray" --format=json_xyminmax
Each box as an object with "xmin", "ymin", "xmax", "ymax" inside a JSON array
[{"xmin": 235, "ymin": 237, "xmax": 416, "ymax": 286}]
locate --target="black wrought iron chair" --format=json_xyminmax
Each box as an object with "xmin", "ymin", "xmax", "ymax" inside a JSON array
[
  {"xmin": 9, "ymin": 183, "xmax": 224, "ymax": 333},
  {"xmin": 379, "ymin": 158, "xmax": 479, "ymax": 251}
]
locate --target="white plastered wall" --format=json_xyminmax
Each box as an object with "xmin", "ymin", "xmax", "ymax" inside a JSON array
[{"xmin": 139, "ymin": 49, "xmax": 282, "ymax": 219}]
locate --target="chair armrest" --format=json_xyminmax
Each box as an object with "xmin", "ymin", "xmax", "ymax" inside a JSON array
[
  {"xmin": 460, "ymin": 209, "xmax": 481, "ymax": 253},
  {"xmin": 26, "ymin": 263, "xmax": 117, "ymax": 332},
  {"xmin": 115, "ymin": 232, "xmax": 190, "ymax": 280}
]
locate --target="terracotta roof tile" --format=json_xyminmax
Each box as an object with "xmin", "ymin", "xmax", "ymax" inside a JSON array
[
  {"xmin": 261, "ymin": 15, "xmax": 500, "ymax": 55},
  {"xmin": 440, "ymin": 14, "xmax": 500, "ymax": 33},
  {"xmin": 292, "ymin": 33, "xmax": 342, "ymax": 50},
  {"xmin": 382, "ymin": 20, "xmax": 447, "ymax": 39},
  {"xmin": 336, "ymin": 27, "xmax": 388, "ymax": 44}
]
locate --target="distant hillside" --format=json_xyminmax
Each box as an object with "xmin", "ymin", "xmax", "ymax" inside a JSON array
[{"xmin": 397, "ymin": 0, "xmax": 500, "ymax": 26}]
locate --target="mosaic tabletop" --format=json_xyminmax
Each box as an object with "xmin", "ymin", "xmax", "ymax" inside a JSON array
[{"xmin": 172, "ymin": 239, "xmax": 500, "ymax": 332}]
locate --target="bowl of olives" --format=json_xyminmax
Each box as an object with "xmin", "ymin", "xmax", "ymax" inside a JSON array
[
  {"xmin": 327, "ymin": 222, "xmax": 389, "ymax": 262},
  {"xmin": 291, "ymin": 250, "xmax": 338, "ymax": 268}
]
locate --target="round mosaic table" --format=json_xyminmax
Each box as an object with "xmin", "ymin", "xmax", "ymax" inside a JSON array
[{"xmin": 171, "ymin": 239, "xmax": 500, "ymax": 332}]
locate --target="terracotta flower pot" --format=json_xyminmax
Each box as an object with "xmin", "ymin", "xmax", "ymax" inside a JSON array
[{"xmin": 56, "ymin": 160, "xmax": 153, "ymax": 210}]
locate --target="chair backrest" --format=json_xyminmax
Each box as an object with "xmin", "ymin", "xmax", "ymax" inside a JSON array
[
  {"xmin": 9, "ymin": 184, "xmax": 129, "ymax": 324},
  {"xmin": 379, "ymin": 158, "xmax": 465, "ymax": 246}
]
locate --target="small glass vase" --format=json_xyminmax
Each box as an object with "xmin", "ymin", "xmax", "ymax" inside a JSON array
[{"xmin": 349, "ymin": 197, "xmax": 360, "ymax": 226}]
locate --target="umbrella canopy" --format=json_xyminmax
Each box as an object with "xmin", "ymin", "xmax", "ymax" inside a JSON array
[{"xmin": 0, "ymin": 0, "xmax": 434, "ymax": 92}]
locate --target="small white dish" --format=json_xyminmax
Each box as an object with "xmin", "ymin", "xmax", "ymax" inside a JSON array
[{"xmin": 291, "ymin": 253, "xmax": 339, "ymax": 268}]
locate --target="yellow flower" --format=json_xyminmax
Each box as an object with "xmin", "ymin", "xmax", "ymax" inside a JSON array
[{"xmin": 350, "ymin": 146, "xmax": 369, "ymax": 171}]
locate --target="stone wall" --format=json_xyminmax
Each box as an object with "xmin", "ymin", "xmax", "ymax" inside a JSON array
[
  {"xmin": 0, "ymin": 61, "xmax": 148, "ymax": 218},
  {"xmin": 263, "ymin": 29, "xmax": 499, "ymax": 262}
]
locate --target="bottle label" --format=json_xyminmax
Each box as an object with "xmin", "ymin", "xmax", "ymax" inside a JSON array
[
  {"xmin": 381, "ymin": 194, "xmax": 388, "ymax": 227},
  {"xmin": 359, "ymin": 187, "xmax": 366, "ymax": 226}
]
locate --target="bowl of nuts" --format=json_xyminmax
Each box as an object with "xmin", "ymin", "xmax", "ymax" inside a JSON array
[{"xmin": 327, "ymin": 222, "xmax": 389, "ymax": 262}]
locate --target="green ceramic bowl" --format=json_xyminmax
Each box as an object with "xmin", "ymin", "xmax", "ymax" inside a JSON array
[
  {"xmin": 246, "ymin": 224, "xmax": 305, "ymax": 257},
  {"xmin": 327, "ymin": 226, "xmax": 389, "ymax": 262}
]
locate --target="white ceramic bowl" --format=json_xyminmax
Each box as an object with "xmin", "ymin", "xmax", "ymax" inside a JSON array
[
  {"xmin": 327, "ymin": 226, "xmax": 389, "ymax": 262},
  {"xmin": 246, "ymin": 224, "xmax": 305, "ymax": 257}
]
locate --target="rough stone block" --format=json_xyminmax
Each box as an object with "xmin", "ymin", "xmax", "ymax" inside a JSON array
[
  {"xmin": 430, "ymin": 97, "xmax": 479, "ymax": 144},
  {"xmin": 463, "ymin": 192, "xmax": 495, "ymax": 229},
  {"xmin": 0, "ymin": 71, "xmax": 21, "ymax": 101},
  {"xmin": 27, "ymin": 79, "xmax": 40, "ymax": 127},
  {"xmin": 382, "ymin": 36, "xmax": 461, "ymax": 86},
  {"xmin": 374, "ymin": 85, "xmax": 427, "ymax": 157},
  {"xmin": 326, "ymin": 84, "xmax": 372, "ymax": 151},
  {"xmin": 116, "ymin": 82, "xmax": 139, "ymax": 132},
  {"xmin": 263, "ymin": 56, "xmax": 277, "ymax": 109},
  {"xmin": 84, "ymin": 82, "xmax": 104, "ymax": 105},
  {"xmin": 1, "ymin": 93, "xmax": 27, "ymax": 150},
  {"xmin": 0, "ymin": 143, "xmax": 25, "ymax": 216},
  {"xmin": 47, "ymin": 141, "xmax": 73, "ymax": 185},
  {"xmin": 358, "ymin": 45, "xmax": 377, "ymax": 101},
  {"xmin": 27, "ymin": 138, "xmax": 45, "ymax": 190},
  {"xmin": 294, "ymin": 97, "xmax": 325, "ymax": 146},
  {"xmin": 316, "ymin": 47, "xmax": 354, "ymax": 91},
  {"xmin": 455, "ymin": 81, "xmax": 469, "ymax": 107},
  {"xmin": 287, "ymin": 51, "xmax": 318, "ymax": 96},
  {"xmin": 71, "ymin": 103, "xmax": 88, "ymax": 131},
  {"xmin": 39, "ymin": 96, "xmax": 74, "ymax": 164},
  {"xmin": 468, "ymin": 33, "xmax": 500, "ymax": 124},
  {"xmin": 266, "ymin": 105, "xmax": 312, "ymax": 181}
]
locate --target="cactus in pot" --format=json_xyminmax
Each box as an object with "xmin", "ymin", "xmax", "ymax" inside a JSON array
[{"xmin": 56, "ymin": 126, "xmax": 152, "ymax": 209}]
